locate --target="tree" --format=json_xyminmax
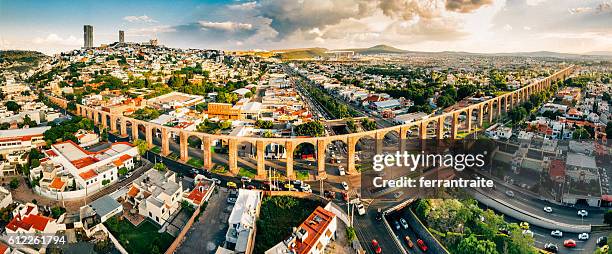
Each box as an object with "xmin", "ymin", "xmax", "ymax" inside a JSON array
[
  {"xmin": 134, "ymin": 139, "xmax": 148, "ymax": 155},
  {"xmin": 604, "ymin": 210, "xmax": 612, "ymax": 226},
  {"xmin": 437, "ymin": 95, "xmax": 456, "ymax": 109},
  {"xmin": 154, "ymin": 163, "xmax": 167, "ymax": 171},
  {"xmin": 255, "ymin": 120, "xmax": 274, "ymax": 129},
  {"xmin": 295, "ymin": 121, "xmax": 325, "ymax": 137},
  {"xmin": 101, "ymin": 128, "xmax": 109, "ymax": 142},
  {"xmin": 5, "ymin": 101, "xmax": 20, "ymax": 112},
  {"xmin": 102, "ymin": 179, "xmax": 110, "ymax": 186},
  {"xmin": 118, "ymin": 167, "xmax": 128, "ymax": 176},
  {"xmin": 9, "ymin": 178, "xmax": 19, "ymax": 189},
  {"xmin": 455, "ymin": 235, "xmax": 498, "ymax": 254},
  {"xmin": 572, "ymin": 127, "xmax": 590, "ymax": 139},
  {"xmin": 360, "ymin": 119, "xmax": 377, "ymax": 131}
]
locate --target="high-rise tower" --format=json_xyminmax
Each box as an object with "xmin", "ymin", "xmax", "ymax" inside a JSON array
[
  {"xmin": 119, "ymin": 30, "xmax": 124, "ymax": 43},
  {"xmin": 83, "ymin": 25, "xmax": 93, "ymax": 48}
]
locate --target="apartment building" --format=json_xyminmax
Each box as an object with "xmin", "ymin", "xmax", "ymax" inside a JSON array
[{"xmin": 124, "ymin": 169, "xmax": 183, "ymax": 226}]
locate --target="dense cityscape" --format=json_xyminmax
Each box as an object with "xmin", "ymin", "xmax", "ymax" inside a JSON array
[{"xmin": 1, "ymin": 1, "xmax": 612, "ymax": 254}]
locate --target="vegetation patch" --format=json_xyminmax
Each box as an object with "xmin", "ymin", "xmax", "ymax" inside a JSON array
[
  {"xmin": 254, "ymin": 196, "xmax": 322, "ymax": 254},
  {"xmin": 104, "ymin": 217, "xmax": 174, "ymax": 254},
  {"xmin": 187, "ymin": 158, "xmax": 204, "ymax": 168},
  {"xmin": 238, "ymin": 167, "xmax": 256, "ymax": 179}
]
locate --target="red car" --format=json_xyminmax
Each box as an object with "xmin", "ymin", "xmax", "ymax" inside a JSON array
[
  {"xmin": 563, "ymin": 239, "xmax": 576, "ymax": 248},
  {"xmin": 371, "ymin": 239, "xmax": 382, "ymax": 254},
  {"xmin": 341, "ymin": 191, "xmax": 349, "ymax": 201},
  {"xmin": 417, "ymin": 239, "xmax": 428, "ymax": 252}
]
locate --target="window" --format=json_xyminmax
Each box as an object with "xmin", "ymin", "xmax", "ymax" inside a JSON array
[
  {"xmin": 156, "ymin": 216, "xmax": 159, "ymax": 222},
  {"xmin": 149, "ymin": 212, "xmax": 152, "ymax": 217}
]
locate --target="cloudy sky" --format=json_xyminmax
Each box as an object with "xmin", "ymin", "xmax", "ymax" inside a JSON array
[{"xmin": 1, "ymin": 0, "xmax": 611, "ymax": 54}]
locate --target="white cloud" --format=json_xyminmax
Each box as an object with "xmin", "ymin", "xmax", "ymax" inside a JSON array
[
  {"xmin": 568, "ymin": 7, "xmax": 593, "ymax": 14},
  {"xmin": 127, "ymin": 25, "xmax": 176, "ymax": 36},
  {"xmin": 123, "ymin": 15, "xmax": 157, "ymax": 23},
  {"xmin": 198, "ymin": 21, "xmax": 253, "ymax": 31},
  {"xmin": 525, "ymin": 0, "xmax": 548, "ymax": 6},
  {"xmin": 523, "ymin": 26, "xmax": 532, "ymax": 30},
  {"xmin": 228, "ymin": 1, "xmax": 257, "ymax": 10},
  {"xmin": 32, "ymin": 34, "xmax": 80, "ymax": 45},
  {"xmin": 503, "ymin": 24, "xmax": 513, "ymax": 31}
]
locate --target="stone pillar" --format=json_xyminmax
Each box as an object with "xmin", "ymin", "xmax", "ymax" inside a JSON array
[
  {"xmin": 101, "ymin": 113, "xmax": 108, "ymax": 130},
  {"xmin": 179, "ymin": 132, "xmax": 188, "ymax": 162},
  {"xmin": 466, "ymin": 109, "xmax": 473, "ymax": 133},
  {"xmin": 478, "ymin": 105, "xmax": 484, "ymax": 128},
  {"xmin": 451, "ymin": 113, "xmax": 459, "ymax": 140},
  {"xmin": 110, "ymin": 115, "xmax": 118, "ymax": 133},
  {"xmin": 419, "ymin": 121, "xmax": 428, "ymax": 150},
  {"xmin": 228, "ymin": 139, "xmax": 238, "ymax": 175},
  {"xmin": 202, "ymin": 137, "xmax": 212, "ymax": 170},
  {"xmin": 375, "ymin": 132, "xmax": 383, "ymax": 155},
  {"xmin": 285, "ymin": 141, "xmax": 294, "ymax": 178},
  {"xmin": 120, "ymin": 118, "xmax": 127, "ymax": 137},
  {"xmin": 93, "ymin": 111, "xmax": 99, "ymax": 125},
  {"xmin": 497, "ymin": 98, "xmax": 502, "ymax": 116},
  {"xmin": 436, "ymin": 117, "xmax": 444, "ymax": 139},
  {"xmin": 347, "ymin": 136, "xmax": 357, "ymax": 174},
  {"xmin": 399, "ymin": 126, "xmax": 408, "ymax": 153},
  {"xmin": 316, "ymin": 139, "xmax": 327, "ymax": 178},
  {"xmin": 146, "ymin": 125, "xmax": 153, "ymax": 148},
  {"xmin": 161, "ymin": 128, "xmax": 170, "ymax": 156},
  {"xmin": 488, "ymin": 103, "xmax": 494, "ymax": 123},
  {"xmin": 256, "ymin": 141, "xmax": 266, "ymax": 178},
  {"xmin": 132, "ymin": 122, "xmax": 140, "ymax": 141}
]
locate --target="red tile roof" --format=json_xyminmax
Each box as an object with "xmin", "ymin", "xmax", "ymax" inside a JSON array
[
  {"xmin": 186, "ymin": 182, "xmax": 209, "ymax": 205},
  {"xmin": 49, "ymin": 178, "xmax": 65, "ymax": 190},
  {"xmin": 0, "ymin": 242, "xmax": 8, "ymax": 254},
  {"xmin": 6, "ymin": 213, "xmax": 52, "ymax": 232},
  {"xmin": 291, "ymin": 207, "xmax": 335, "ymax": 254},
  {"xmin": 79, "ymin": 169, "xmax": 98, "ymax": 180}
]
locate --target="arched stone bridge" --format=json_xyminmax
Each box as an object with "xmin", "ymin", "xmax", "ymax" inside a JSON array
[{"xmin": 48, "ymin": 66, "xmax": 575, "ymax": 179}]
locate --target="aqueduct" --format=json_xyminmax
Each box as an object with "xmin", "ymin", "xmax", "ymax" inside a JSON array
[{"xmin": 49, "ymin": 66, "xmax": 575, "ymax": 180}]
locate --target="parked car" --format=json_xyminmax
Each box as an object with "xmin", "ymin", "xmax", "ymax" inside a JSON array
[
  {"xmin": 577, "ymin": 210, "xmax": 588, "ymax": 217},
  {"xmin": 519, "ymin": 222, "xmax": 530, "ymax": 230},
  {"xmin": 417, "ymin": 239, "xmax": 428, "ymax": 252},
  {"xmin": 375, "ymin": 208, "xmax": 382, "ymax": 221},
  {"xmin": 563, "ymin": 239, "xmax": 576, "ymax": 248},
  {"xmin": 601, "ymin": 245, "xmax": 609, "ymax": 253},
  {"xmin": 241, "ymin": 176, "xmax": 251, "ymax": 183},
  {"xmin": 399, "ymin": 218, "xmax": 409, "ymax": 229},
  {"xmin": 371, "ymin": 239, "xmax": 382, "ymax": 254},
  {"xmin": 404, "ymin": 236, "xmax": 414, "ymax": 248},
  {"xmin": 227, "ymin": 182, "xmax": 237, "ymax": 189},
  {"xmin": 578, "ymin": 233, "xmax": 589, "ymax": 240},
  {"xmin": 544, "ymin": 243, "xmax": 558, "ymax": 253},
  {"xmin": 356, "ymin": 203, "xmax": 366, "ymax": 216},
  {"xmin": 211, "ymin": 178, "xmax": 221, "ymax": 185},
  {"xmin": 338, "ymin": 166, "xmax": 346, "ymax": 176},
  {"xmin": 393, "ymin": 221, "xmax": 401, "ymax": 230},
  {"xmin": 341, "ymin": 181, "xmax": 349, "ymax": 190},
  {"xmin": 597, "ymin": 236, "xmax": 608, "ymax": 247},
  {"xmin": 543, "ymin": 206, "xmax": 553, "ymax": 213},
  {"xmin": 324, "ymin": 190, "xmax": 335, "ymax": 199},
  {"xmin": 550, "ymin": 230, "xmax": 563, "ymax": 237}
]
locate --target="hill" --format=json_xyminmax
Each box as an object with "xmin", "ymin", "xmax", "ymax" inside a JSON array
[
  {"xmin": 0, "ymin": 50, "xmax": 47, "ymax": 72},
  {"xmin": 341, "ymin": 44, "xmax": 408, "ymax": 54},
  {"xmin": 273, "ymin": 47, "xmax": 328, "ymax": 60}
]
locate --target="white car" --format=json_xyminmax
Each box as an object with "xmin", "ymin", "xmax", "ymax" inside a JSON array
[
  {"xmin": 550, "ymin": 230, "xmax": 563, "ymax": 237},
  {"xmin": 522, "ymin": 230, "xmax": 534, "ymax": 237},
  {"xmin": 543, "ymin": 206, "xmax": 553, "ymax": 213},
  {"xmin": 338, "ymin": 166, "xmax": 346, "ymax": 176},
  {"xmin": 342, "ymin": 181, "xmax": 349, "ymax": 190},
  {"xmin": 577, "ymin": 210, "xmax": 588, "ymax": 217},
  {"xmin": 578, "ymin": 233, "xmax": 589, "ymax": 240},
  {"xmin": 505, "ymin": 190, "xmax": 515, "ymax": 197},
  {"xmin": 356, "ymin": 203, "xmax": 366, "ymax": 215},
  {"xmin": 241, "ymin": 176, "xmax": 252, "ymax": 183},
  {"xmin": 400, "ymin": 218, "xmax": 409, "ymax": 229}
]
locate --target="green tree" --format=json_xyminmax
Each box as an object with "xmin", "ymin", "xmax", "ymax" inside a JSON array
[
  {"xmin": 360, "ymin": 119, "xmax": 377, "ymax": 131},
  {"xmin": 154, "ymin": 163, "xmax": 167, "ymax": 171},
  {"xmin": 255, "ymin": 120, "xmax": 274, "ymax": 129},
  {"xmin": 9, "ymin": 178, "xmax": 19, "ymax": 189},
  {"xmin": 295, "ymin": 121, "xmax": 325, "ymax": 137},
  {"xmin": 572, "ymin": 127, "xmax": 590, "ymax": 139},
  {"xmin": 118, "ymin": 167, "xmax": 128, "ymax": 176},
  {"xmin": 455, "ymin": 235, "xmax": 498, "ymax": 254},
  {"xmin": 5, "ymin": 101, "xmax": 20, "ymax": 112},
  {"xmin": 437, "ymin": 95, "xmax": 456, "ymax": 108},
  {"xmin": 604, "ymin": 210, "xmax": 612, "ymax": 226},
  {"xmin": 134, "ymin": 139, "xmax": 148, "ymax": 155}
]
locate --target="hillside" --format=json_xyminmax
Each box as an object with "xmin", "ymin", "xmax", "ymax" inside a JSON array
[
  {"xmin": 0, "ymin": 50, "xmax": 47, "ymax": 72},
  {"xmin": 341, "ymin": 44, "xmax": 408, "ymax": 54},
  {"xmin": 273, "ymin": 47, "xmax": 328, "ymax": 60}
]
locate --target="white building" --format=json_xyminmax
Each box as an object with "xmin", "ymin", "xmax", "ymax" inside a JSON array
[
  {"xmin": 47, "ymin": 141, "xmax": 138, "ymax": 190},
  {"xmin": 5, "ymin": 203, "xmax": 64, "ymax": 235},
  {"xmin": 124, "ymin": 169, "xmax": 183, "ymax": 226},
  {"xmin": 0, "ymin": 126, "xmax": 50, "ymax": 157},
  {"xmin": 225, "ymin": 189, "xmax": 262, "ymax": 254}
]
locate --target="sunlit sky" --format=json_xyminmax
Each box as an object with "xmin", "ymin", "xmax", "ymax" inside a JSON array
[{"xmin": 1, "ymin": 0, "xmax": 611, "ymax": 55}]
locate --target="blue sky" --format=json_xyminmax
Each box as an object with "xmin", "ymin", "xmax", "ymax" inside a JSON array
[{"xmin": 1, "ymin": 0, "xmax": 611, "ymax": 54}]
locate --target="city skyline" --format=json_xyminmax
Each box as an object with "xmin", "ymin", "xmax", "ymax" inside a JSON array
[{"xmin": 1, "ymin": 0, "xmax": 611, "ymax": 55}]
